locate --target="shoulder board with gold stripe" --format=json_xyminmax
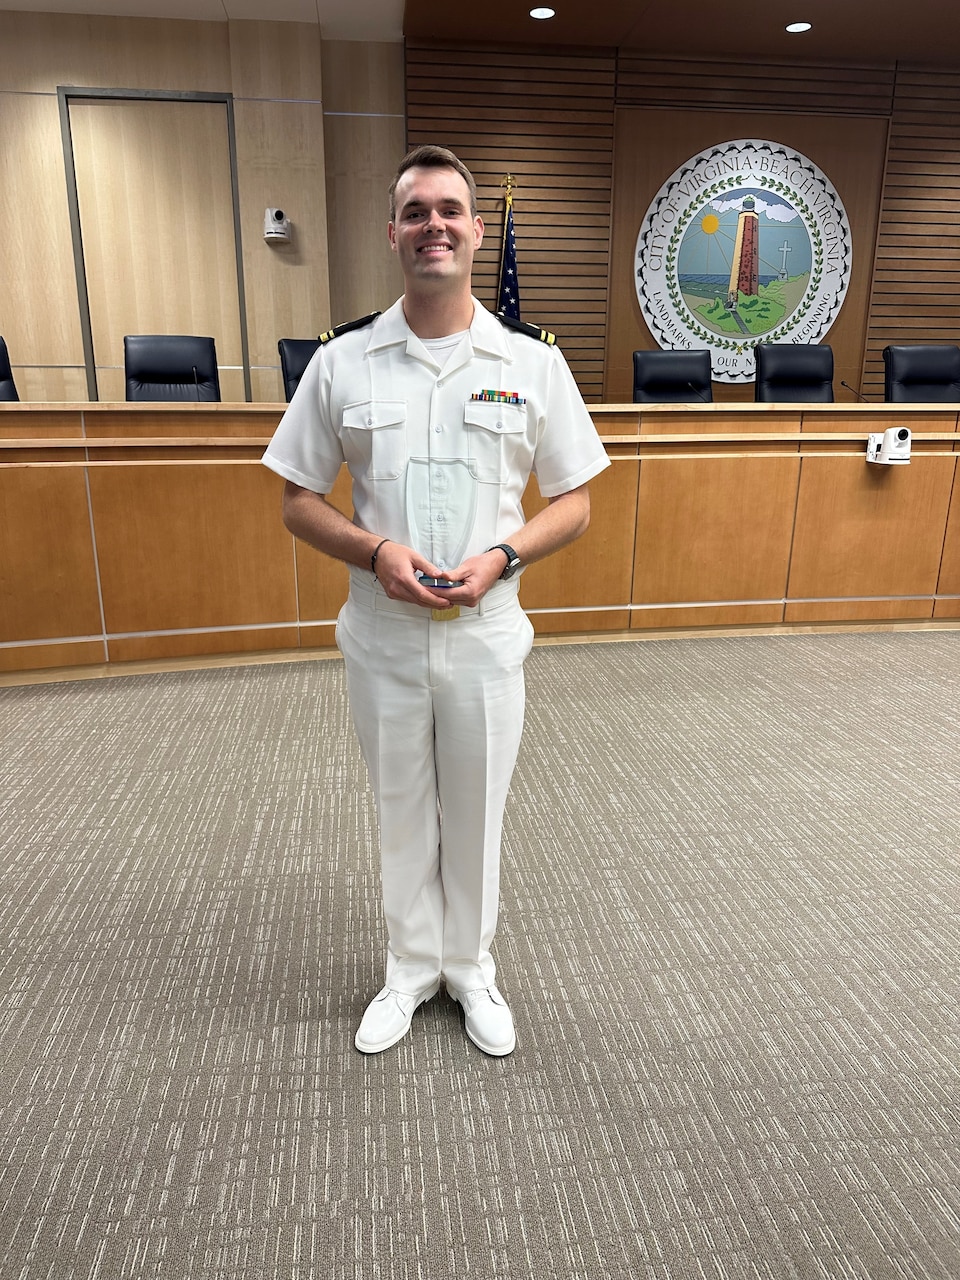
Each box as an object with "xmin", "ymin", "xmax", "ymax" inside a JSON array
[
  {"xmin": 496, "ymin": 312, "xmax": 556, "ymax": 346},
  {"xmin": 318, "ymin": 311, "xmax": 381, "ymax": 344}
]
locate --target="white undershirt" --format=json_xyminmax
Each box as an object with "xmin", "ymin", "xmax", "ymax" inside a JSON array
[{"xmin": 420, "ymin": 330, "xmax": 469, "ymax": 368}]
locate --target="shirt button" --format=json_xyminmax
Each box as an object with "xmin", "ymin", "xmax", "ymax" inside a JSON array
[
  {"xmin": 496, "ymin": 421, "xmax": 503, "ymax": 431},
  {"xmin": 434, "ymin": 425, "xmax": 442, "ymax": 433}
]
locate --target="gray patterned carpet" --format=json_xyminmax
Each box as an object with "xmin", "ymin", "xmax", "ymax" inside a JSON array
[{"xmin": 1, "ymin": 633, "xmax": 958, "ymax": 1280}]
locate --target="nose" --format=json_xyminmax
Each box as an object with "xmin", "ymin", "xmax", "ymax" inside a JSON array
[{"xmin": 424, "ymin": 206, "xmax": 445, "ymax": 232}]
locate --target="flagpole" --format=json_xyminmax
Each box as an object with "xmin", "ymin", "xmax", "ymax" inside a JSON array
[
  {"xmin": 497, "ymin": 173, "xmax": 521, "ymax": 320},
  {"xmin": 500, "ymin": 173, "xmax": 515, "ymax": 266}
]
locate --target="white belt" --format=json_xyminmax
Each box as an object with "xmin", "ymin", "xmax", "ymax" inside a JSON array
[{"xmin": 348, "ymin": 568, "xmax": 519, "ymax": 621}]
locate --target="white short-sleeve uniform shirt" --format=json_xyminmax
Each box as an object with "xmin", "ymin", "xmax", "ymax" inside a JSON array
[{"xmin": 262, "ymin": 298, "xmax": 610, "ymax": 574}]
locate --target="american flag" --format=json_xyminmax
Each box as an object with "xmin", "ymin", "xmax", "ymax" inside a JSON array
[{"xmin": 497, "ymin": 192, "xmax": 521, "ymax": 321}]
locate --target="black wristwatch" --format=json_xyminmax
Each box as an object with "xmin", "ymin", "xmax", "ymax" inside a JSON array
[{"xmin": 489, "ymin": 543, "xmax": 522, "ymax": 580}]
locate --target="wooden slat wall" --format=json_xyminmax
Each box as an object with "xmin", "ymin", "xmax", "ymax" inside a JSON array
[
  {"xmin": 862, "ymin": 68, "xmax": 960, "ymax": 397},
  {"xmin": 616, "ymin": 56, "xmax": 896, "ymax": 117},
  {"xmin": 405, "ymin": 43, "xmax": 615, "ymax": 400}
]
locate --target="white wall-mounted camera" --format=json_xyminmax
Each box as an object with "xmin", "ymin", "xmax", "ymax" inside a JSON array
[
  {"xmin": 866, "ymin": 426, "xmax": 911, "ymax": 465},
  {"xmin": 263, "ymin": 208, "xmax": 291, "ymax": 244}
]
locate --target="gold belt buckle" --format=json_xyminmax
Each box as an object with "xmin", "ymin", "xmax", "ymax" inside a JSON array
[{"xmin": 431, "ymin": 605, "xmax": 460, "ymax": 622}]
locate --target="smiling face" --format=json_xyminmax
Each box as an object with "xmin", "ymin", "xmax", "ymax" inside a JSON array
[{"xmin": 388, "ymin": 165, "xmax": 484, "ymax": 293}]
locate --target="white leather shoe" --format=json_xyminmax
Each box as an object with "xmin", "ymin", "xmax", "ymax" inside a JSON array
[
  {"xmin": 354, "ymin": 981, "xmax": 440, "ymax": 1054},
  {"xmin": 450, "ymin": 985, "xmax": 516, "ymax": 1056}
]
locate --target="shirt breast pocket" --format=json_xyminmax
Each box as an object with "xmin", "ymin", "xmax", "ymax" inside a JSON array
[
  {"xmin": 341, "ymin": 400, "xmax": 406, "ymax": 480},
  {"xmin": 463, "ymin": 401, "xmax": 527, "ymax": 484}
]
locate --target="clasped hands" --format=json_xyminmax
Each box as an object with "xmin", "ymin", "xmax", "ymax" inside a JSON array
[{"xmin": 373, "ymin": 540, "xmax": 506, "ymax": 609}]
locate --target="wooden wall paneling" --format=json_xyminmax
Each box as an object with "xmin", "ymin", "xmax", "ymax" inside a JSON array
[
  {"xmin": 250, "ymin": 368, "xmax": 284, "ymax": 404},
  {"xmin": 606, "ymin": 106, "xmax": 889, "ymax": 405},
  {"xmin": 519, "ymin": 449, "xmax": 638, "ymax": 634},
  {"xmin": 616, "ymin": 56, "xmax": 896, "ymax": 117},
  {"xmin": 227, "ymin": 19, "xmax": 322, "ymax": 104},
  {"xmin": 0, "ymin": 12, "xmax": 320, "ymax": 406},
  {"xmin": 631, "ymin": 453, "xmax": 800, "ymax": 628},
  {"xmin": 87, "ymin": 462, "xmax": 297, "ymax": 639},
  {"xmin": 322, "ymin": 39, "xmax": 405, "ymax": 118},
  {"xmin": 0, "ymin": 94, "xmax": 86, "ymax": 400},
  {"xmin": 405, "ymin": 43, "xmax": 615, "ymax": 401},
  {"xmin": 229, "ymin": 21, "xmax": 330, "ymax": 396},
  {"xmin": 14, "ymin": 369, "xmax": 90, "ymax": 403},
  {"xmin": 320, "ymin": 113, "xmax": 405, "ymax": 323},
  {"xmin": 232, "ymin": 99, "xmax": 330, "ymax": 385},
  {"xmin": 0, "ymin": 12, "xmax": 232, "ymax": 95},
  {"xmin": 862, "ymin": 69, "xmax": 960, "ymax": 397},
  {"xmin": 786, "ymin": 453, "xmax": 957, "ymax": 620},
  {"xmin": 321, "ymin": 41, "xmax": 406, "ymax": 326},
  {"xmin": 70, "ymin": 98, "xmax": 244, "ymax": 398},
  {"xmin": 0, "ymin": 466, "xmax": 103, "ymax": 646}
]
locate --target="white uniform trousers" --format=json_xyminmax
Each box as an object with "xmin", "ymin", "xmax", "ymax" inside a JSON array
[{"xmin": 336, "ymin": 573, "xmax": 533, "ymax": 994}]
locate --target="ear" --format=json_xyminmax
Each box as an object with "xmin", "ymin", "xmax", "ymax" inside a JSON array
[
  {"xmin": 388, "ymin": 221, "xmax": 397, "ymax": 253},
  {"xmin": 473, "ymin": 215, "xmax": 484, "ymax": 250}
]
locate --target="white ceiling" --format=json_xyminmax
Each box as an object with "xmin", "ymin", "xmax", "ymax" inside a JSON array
[{"xmin": 0, "ymin": 0, "xmax": 404, "ymax": 41}]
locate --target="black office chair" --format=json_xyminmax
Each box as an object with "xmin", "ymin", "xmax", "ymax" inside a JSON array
[
  {"xmin": 754, "ymin": 343, "xmax": 834, "ymax": 402},
  {"xmin": 124, "ymin": 335, "xmax": 221, "ymax": 402},
  {"xmin": 882, "ymin": 344, "xmax": 960, "ymax": 403},
  {"xmin": 0, "ymin": 336, "xmax": 19, "ymax": 401},
  {"xmin": 632, "ymin": 349, "xmax": 713, "ymax": 403},
  {"xmin": 278, "ymin": 338, "xmax": 321, "ymax": 402}
]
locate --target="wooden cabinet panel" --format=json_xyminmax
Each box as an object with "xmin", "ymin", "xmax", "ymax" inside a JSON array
[
  {"xmin": 935, "ymin": 462, "xmax": 960, "ymax": 601},
  {"xmin": 805, "ymin": 408, "xmax": 959, "ymax": 435},
  {"xmin": 0, "ymin": 468, "xmax": 101, "ymax": 643},
  {"xmin": 3, "ymin": 404, "xmax": 960, "ymax": 680},
  {"xmin": 0, "ymin": 641, "xmax": 105, "ymax": 675},
  {"xmin": 633, "ymin": 455, "xmax": 800, "ymax": 606},
  {"xmin": 109, "ymin": 626, "xmax": 299, "ymax": 665},
  {"xmin": 519, "ymin": 457, "xmax": 639, "ymax": 615},
  {"xmin": 632, "ymin": 603, "xmax": 785, "ymax": 630},
  {"xmin": 639, "ymin": 408, "xmax": 801, "ymax": 436},
  {"xmin": 788, "ymin": 455, "xmax": 957, "ymax": 605},
  {"xmin": 88, "ymin": 463, "xmax": 296, "ymax": 633}
]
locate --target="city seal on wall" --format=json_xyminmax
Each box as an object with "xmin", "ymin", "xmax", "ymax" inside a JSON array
[{"xmin": 635, "ymin": 139, "xmax": 852, "ymax": 383}]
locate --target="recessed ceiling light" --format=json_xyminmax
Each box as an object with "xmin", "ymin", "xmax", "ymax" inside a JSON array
[
  {"xmin": 786, "ymin": 21, "xmax": 812, "ymax": 33},
  {"xmin": 530, "ymin": 7, "xmax": 556, "ymax": 18}
]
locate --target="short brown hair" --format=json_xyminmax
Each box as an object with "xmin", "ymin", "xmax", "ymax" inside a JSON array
[{"xmin": 388, "ymin": 145, "xmax": 478, "ymax": 220}]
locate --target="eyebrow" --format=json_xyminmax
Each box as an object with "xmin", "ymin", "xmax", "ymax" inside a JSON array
[{"xmin": 399, "ymin": 195, "xmax": 468, "ymax": 216}]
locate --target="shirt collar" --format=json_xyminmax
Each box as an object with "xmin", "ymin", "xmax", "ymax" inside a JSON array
[{"xmin": 364, "ymin": 297, "xmax": 513, "ymax": 363}]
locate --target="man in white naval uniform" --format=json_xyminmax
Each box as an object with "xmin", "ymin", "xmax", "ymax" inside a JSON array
[{"xmin": 262, "ymin": 145, "xmax": 609, "ymax": 1056}]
